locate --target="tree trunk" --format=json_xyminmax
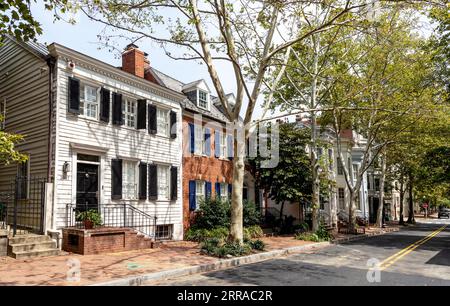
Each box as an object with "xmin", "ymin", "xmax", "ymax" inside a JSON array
[
  {"xmin": 399, "ymin": 179, "xmax": 405, "ymax": 225},
  {"xmin": 376, "ymin": 155, "xmax": 386, "ymax": 227},
  {"xmin": 348, "ymin": 190, "xmax": 356, "ymax": 233},
  {"xmin": 230, "ymin": 154, "xmax": 245, "ymax": 243},
  {"xmin": 406, "ymin": 174, "xmax": 415, "ymax": 224},
  {"xmin": 311, "ymin": 165, "xmax": 320, "ymax": 232}
]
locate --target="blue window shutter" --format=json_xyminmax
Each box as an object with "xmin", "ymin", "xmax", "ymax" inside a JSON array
[
  {"xmin": 227, "ymin": 135, "xmax": 234, "ymax": 160},
  {"xmin": 189, "ymin": 123, "xmax": 195, "ymax": 154},
  {"xmin": 205, "ymin": 182, "xmax": 212, "ymax": 199},
  {"xmin": 204, "ymin": 128, "xmax": 211, "ymax": 156},
  {"xmin": 228, "ymin": 184, "xmax": 232, "ymax": 200},
  {"xmin": 189, "ymin": 180, "xmax": 196, "ymax": 211},
  {"xmin": 214, "ymin": 130, "xmax": 220, "ymax": 158},
  {"xmin": 215, "ymin": 182, "xmax": 221, "ymax": 198}
]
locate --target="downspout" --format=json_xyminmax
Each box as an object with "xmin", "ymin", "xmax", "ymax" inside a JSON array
[{"xmin": 46, "ymin": 56, "xmax": 56, "ymax": 182}]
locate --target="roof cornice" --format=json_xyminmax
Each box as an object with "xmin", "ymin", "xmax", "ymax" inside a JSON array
[{"xmin": 48, "ymin": 43, "xmax": 186, "ymax": 103}]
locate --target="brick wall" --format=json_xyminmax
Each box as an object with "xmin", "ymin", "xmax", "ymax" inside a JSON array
[
  {"xmin": 182, "ymin": 115, "xmax": 233, "ymax": 230},
  {"xmin": 62, "ymin": 227, "xmax": 154, "ymax": 255}
]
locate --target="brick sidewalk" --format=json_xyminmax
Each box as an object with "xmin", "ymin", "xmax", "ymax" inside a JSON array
[{"xmin": 0, "ymin": 237, "xmax": 313, "ymax": 286}]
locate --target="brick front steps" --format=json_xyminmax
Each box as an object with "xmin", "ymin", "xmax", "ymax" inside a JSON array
[
  {"xmin": 62, "ymin": 227, "xmax": 155, "ymax": 255},
  {"xmin": 8, "ymin": 235, "xmax": 60, "ymax": 260}
]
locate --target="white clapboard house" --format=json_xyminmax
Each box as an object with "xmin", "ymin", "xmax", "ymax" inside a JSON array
[{"xmin": 0, "ymin": 37, "xmax": 185, "ymax": 252}]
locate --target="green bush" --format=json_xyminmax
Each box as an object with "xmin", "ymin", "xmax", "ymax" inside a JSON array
[
  {"xmin": 192, "ymin": 198, "xmax": 261, "ymax": 229},
  {"xmin": 193, "ymin": 198, "xmax": 230, "ymax": 229},
  {"xmin": 244, "ymin": 225, "xmax": 264, "ymax": 240},
  {"xmin": 243, "ymin": 200, "xmax": 262, "ymax": 226},
  {"xmin": 185, "ymin": 227, "xmax": 229, "ymax": 242},
  {"xmin": 316, "ymin": 221, "xmax": 333, "ymax": 241},
  {"xmin": 249, "ymin": 239, "xmax": 266, "ymax": 251},
  {"xmin": 76, "ymin": 209, "xmax": 102, "ymax": 227},
  {"xmin": 200, "ymin": 238, "xmax": 265, "ymax": 258},
  {"xmin": 294, "ymin": 222, "xmax": 309, "ymax": 233},
  {"xmin": 295, "ymin": 232, "xmax": 321, "ymax": 242}
]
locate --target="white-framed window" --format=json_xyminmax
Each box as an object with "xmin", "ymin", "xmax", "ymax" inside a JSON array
[
  {"xmin": 198, "ymin": 90, "xmax": 208, "ymax": 109},
  {"xmin": 122, "ymin": 98, "xmax": 137, "ymax": 128},
  {"xmin": 220, "ymin": 183, "xmax": 228, "ymax": 202},
  {"xmin": 194, "ymin": 125, "xmax": 203, "ymax": 155},
  {"xmin": 80, "ymin": 83, "xmax": 99, "ymax": 119},
  {"xmin": 157, "ymin": 108, "xmax": 170, "ymax": 137},
  {"xmin": 338, "ymin": 188, "xmax": 345, "ymax": 210},
  {"xmin": 220, "ymin": 132, "xmax": 227, "ymax": 158},
  {"xmin": 157, "ymin": 164, "xmax": 170, "ymax": 200},
  {"xmin": 352, "ymin": 164, "xmax": 358, "ymax": 181},
  {"xmin": 195, "ymin": 180, "xmax": 205, "ymax": 209},
  {"xmin": 122, "ymin": 160, "xmax": 138, "ymax": 200},
  {"xmin": 155, "ymin": 224, "xmax": 173, "ymax": 240}
]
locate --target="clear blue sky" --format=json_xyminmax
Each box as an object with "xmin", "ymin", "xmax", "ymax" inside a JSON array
[{"xmin": 30, "ymin": 2, "xmax": 267, "ymax": 119}]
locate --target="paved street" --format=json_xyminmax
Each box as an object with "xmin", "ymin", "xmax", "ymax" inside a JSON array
[{"xmin": 147, "ymin": 220, "xmax": 450, "ymax": 286}]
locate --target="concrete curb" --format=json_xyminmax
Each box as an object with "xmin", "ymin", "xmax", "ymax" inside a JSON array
[
  {"xmin": 90, "ymin": 242, "xmax": 330, "ymax": 286},
  {"xmin": 331, "ymin": 227, "xmax": 399, "ymax": 244}
]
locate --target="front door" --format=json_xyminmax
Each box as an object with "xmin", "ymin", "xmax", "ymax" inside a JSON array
[{"xmin": 76, "ymin": 163, "xmax": 99, "ymax": 211}]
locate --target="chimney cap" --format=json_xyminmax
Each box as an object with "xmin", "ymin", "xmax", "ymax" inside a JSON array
[{"xmin": 124, "ymin": 43, "xmax": 149, "ymax": 56}]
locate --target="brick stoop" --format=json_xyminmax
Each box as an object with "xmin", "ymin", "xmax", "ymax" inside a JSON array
[
  {"xmin": 7, "ymin": 235, "xmax": 60, "ymax": 260},
  {"xmin": 62, "ymin": 227, "xmax": 156, "ymax": 255}
]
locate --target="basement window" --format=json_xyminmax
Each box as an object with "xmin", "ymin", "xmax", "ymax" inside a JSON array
[{"xmin": 155, "ymin": 224, "xmax": 173, "ymax": 240}]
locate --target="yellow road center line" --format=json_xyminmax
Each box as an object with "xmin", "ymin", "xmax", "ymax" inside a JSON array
[
  {"xmin": 379, "ymin": 225, "xmax": 447, "ymax": 271},
  {"xmin": 378, "ymin": 226, "xmax": 442, "ymax": 266}
]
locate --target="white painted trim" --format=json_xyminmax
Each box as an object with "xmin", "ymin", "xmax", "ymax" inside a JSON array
[{"xmin": 70, "ymin": 142, "xmax": 109, "ymax": 153}]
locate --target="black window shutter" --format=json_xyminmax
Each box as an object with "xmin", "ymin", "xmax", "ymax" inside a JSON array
[
  {"xmin": 148, "ymin": 164, "xmax": 158, "ymax": 199},
  {"xmin": 170, "ymin": 166, "xmax": 178, "ymax": 201},
  {"xmin": 111, "ymin": 159, "xmax": 122, "ymax": 200},
  {"xmin": 170, "ymin": 111, "xmax": 177, "ymax": 139},
  {"xmin": 139, "ymin": 162, "xmax": 148, "ymax": 200},
  {"xmin": 148, "ymin": 104, "xmax": 157, "ymax": 134},
  {"xmin": 100, "ymin": 88, "xmax": 110, "ymax": 123},
  {"xmin": 137, "ymin": 99, "xmax": 147, "ymax": 129},
  {"xmin": 68, "ymin": 77, "xmax": 80, "ymax": 114},
  {"xmin": 112, "ymin": 92, "xmax": 124, "ymax": 125}
]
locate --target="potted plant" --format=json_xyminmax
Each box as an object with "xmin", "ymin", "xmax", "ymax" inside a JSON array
[{"xmin": 76, "ymin": 210, "xmax": 102, "ymax": 229}]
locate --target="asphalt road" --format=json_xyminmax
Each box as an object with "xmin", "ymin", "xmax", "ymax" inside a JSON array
[{"xmin": 147, "ymin": 219, "xmax": 450, "ymax": 286}]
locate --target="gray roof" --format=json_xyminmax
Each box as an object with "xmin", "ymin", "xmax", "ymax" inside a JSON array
[
  {"xmin": 150, "ymin": 67, "xmax": 230, "ymax": 122},
  {"xmin": 6, "ymin": 35, "xmax": 49, "ymax": 59}
]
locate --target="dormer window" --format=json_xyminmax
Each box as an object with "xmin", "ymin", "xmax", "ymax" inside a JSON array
[{"xmin": 198, "ymin": 90, "xmax": 208, "ymax": 109}]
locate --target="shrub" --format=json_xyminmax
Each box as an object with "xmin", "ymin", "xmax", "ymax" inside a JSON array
[
  {"xmin": 294, "ymin": 222, "xmax": 309, "ymax": 233},
  {"xmin": 295, "ymin": 232, "xmax": 321, "ymax": 242},
  {"xmin": 249, "ymin": 239, "xmax": 265, "ymax": 251},
  {"xmin": 185, "ymin": 227, "xmax": 229, "ymax": 242},
  {"xmin": 243, "ymin": 200, "xmax": 262, "ymax": 226},
  {"xmin": 192, "ymin": 198, "xmax": 261, "ymax": 229},
  {"xmin": 193, "ymin": 198, "xmax": 230, "ymax": 229},
  {"xmin": 200, "ymin": 238, "xmax": 265, "ymax": 258},
  {"xmin": 244, "ymin": 225, "xmax": 264, "ymax": 240},
  {"xmin": 316, "ymin": 221, "xmax": 333, "ymax": 241}
]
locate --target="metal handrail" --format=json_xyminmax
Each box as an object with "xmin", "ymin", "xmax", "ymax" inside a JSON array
[{"xmin": 66, "ymin": 203, "xmax": 158, "ymax": 239}]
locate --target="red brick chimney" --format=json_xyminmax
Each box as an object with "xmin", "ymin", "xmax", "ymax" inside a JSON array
[{"xmin": 122, "ymin": 43, "xmax": 147, "ymax": 78}]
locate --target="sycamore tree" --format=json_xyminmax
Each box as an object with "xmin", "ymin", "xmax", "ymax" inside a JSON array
[
  {"xmin": 317, "ymin": 9, "xmax": 441, "ymax": 231},
  {"xmin": 0, "ymin": 0, "xmax": 56, "ymax": 43},
  {"xmin": 49, "ymin": 0, "xmax": 385, "ymax": 243}
]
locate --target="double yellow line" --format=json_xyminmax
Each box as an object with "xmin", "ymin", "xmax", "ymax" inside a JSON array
[{"xmin": 379, "ymin": 225, "xmax": 447, "ymax": 271}]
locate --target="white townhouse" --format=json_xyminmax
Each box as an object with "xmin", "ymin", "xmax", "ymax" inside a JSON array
[{"xmin": 0, "ymin": 37, "xmax": 184, "ymax": 242}]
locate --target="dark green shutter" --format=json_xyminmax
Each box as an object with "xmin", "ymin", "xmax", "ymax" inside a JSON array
[
  {"xmin": 148, "ymin": 104, "xmax": 157, "ymax": 134},
  {"xmin": 139, "ymin": 162, "xmax": 148, "ymax": 200},
  {"xmin": 68, "ymin": 77, "xmax": 80, "ymax": 114},
  {"xmin": 170, "ymin": 166, "xmax": 178, "ymax": 201},
  {"xmin": 100, "ymin": 88, "xmax": 110, "ymax": 122},
  {"xmin": 137, "ymin": 99, "xmax": 147, "ymax": 129},
  {"xmin": 170, "ymin": 111, "xmax": 177, "ymax": 139},
  {"xmin": 111, "ymin": 159, "xmax": 122, "ymax": 199},
  {"xmin": 112, "ymin": 92, "xmax": 123, "ymax": 125},
  {"xmin": 148, "ymin": 164, "xmax": 158, "ymax": 199}
]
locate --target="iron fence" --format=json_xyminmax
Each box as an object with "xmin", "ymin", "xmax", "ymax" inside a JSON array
[{"xmin": 65, "ymin": 203, "xmax": 158, "ymax": 239}]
